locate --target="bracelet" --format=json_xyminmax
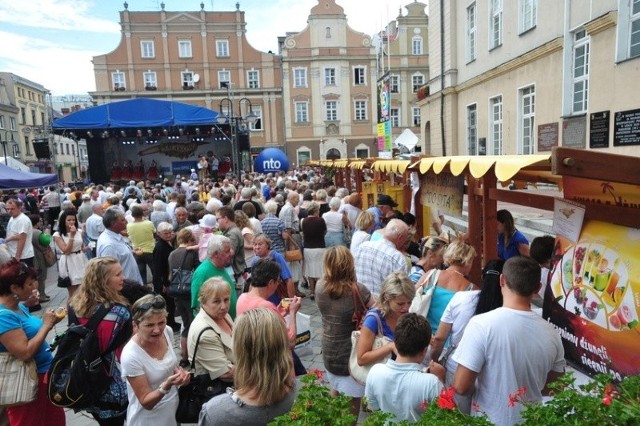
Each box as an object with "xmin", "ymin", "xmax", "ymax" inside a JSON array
[{"xmin": 157, "ymin": 384, "xmax": 169, "ymax": 395}]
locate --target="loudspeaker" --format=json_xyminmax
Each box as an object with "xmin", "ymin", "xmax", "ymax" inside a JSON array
[
  {"xmin": 33, "ymin": 142, "xmax": 51, "ymax": 159},
  {"xmin": 238, "ymin": 132, "xmax": 250, "ymax": 151}
]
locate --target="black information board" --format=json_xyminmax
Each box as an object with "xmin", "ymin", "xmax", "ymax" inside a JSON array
[
  {"xmin": 589, "ymin": 111, "xmax": 610, "ymax": 149},
  {"xmin": 614, "ymin": 108, "xmax": 640, "ymax": 146}
]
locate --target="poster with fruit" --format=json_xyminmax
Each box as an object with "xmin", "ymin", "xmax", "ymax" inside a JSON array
[{"xmin": 544, "ymin": 220, "xmax": 640, "ymax": 380}]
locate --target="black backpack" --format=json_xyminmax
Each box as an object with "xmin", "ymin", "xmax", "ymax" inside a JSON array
[{"xmin": 47, "ymin": 305, "xmax": 118, "ymax": 409}]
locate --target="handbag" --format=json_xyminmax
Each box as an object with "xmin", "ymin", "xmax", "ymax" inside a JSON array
[
  {"xmin": 351, "ymin": 282, "xmax": 367, "ymax": 330},
  {"xmin": 167, "ymin": 251, "xmax": 194, "ymax": 298},
  {"xmin": 284, "ymin": 238, "xmax": 303, "ymax": 262},
  {"xmin": 0, "ymin": 313, "xmax": 39, "ymax": 407},
  {"xmin": 43, "ymin": 246, "xmax": 57, "ymax": 267},
  {"xmin": 176, "ymin": 327, "xmax": 228, "ymax": 423},
  {"xmin": 409, "ymin": 269, "xmax": 440, "ymax": 315},
  {"xmin": 348, "ymin": 311, "xmax": 392, "ymax": 385}
]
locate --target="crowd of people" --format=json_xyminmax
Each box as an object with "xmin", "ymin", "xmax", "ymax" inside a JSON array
[{"xmin": 0, "ymin": 168, "xmax": 565, "ymax": 426}]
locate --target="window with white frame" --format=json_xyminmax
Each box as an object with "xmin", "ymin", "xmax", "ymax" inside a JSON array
[
  {"xmin": 218, "ymin": 70, "xmax": 231, "ymax": 89},
  {"xmin": 249, "ymin": 105, "xmax": 262, "ymax": 131},
  {"xmin": 353, "ymin": 66, "xmax": 366, "ymax": 85},
  {"xmin": 390, "ymin": 108, "xmax": 400, "ymax": 127},
  {"xmin": 141, "ymin": 40, "xmax": 155, "ymax": 58},
  {"xmin": 489, "ymin": 96, "xmax": 503, "ymax": 155},
  {"xmin": 466, "ymin": 2, "xmax": 477, "ymax": 62},
  {"xmin": 295, "ymin": 102, "xmax": 309, "ymax": 123},
  {"xmin": 143, "ymin": 71, "xmax": 157, "ymax": 88},
  {"xmin": 182, "ymin": 71, "xmax": 194, "ymax": 88},
  {"xmin": 293, "ymin": 68, "xmax": 307, "ymax": 88},
  {"xmin": 325, "ymin": 101, "xmax": 338, "ymax": 121},
  {"xmin": 572, "ymin": 29, "xmax": 590, "ymax": 114},
  {"xmin": 297, "ymin": 148, "xmax": 312, "ymax": 165},
  {"xmin": 615, "ymin": 0, "xmax": 640, "ymax": 61},
  {"xmin": 216, "ymin": 40, "xmax": 229, "ymax": 57},
  {"xmin": 9, "ymin": 117, "xmax": 16, "ymax": 131},
  {"xmin": 631, "ymin": 0, "xmax": 640, "ymax": 57},
  {"xmin": 178, "ymin": 40, "xmax": 192, "ymax": 58},
  {"xmin": 247, "ymin": 70, "xmax": 260, "ymax": 89},
  {"xmin": 520, "ymin": 85, "xmax": 535, "ymax": 154},
  {"xmin": 520, "ymin": 0, "xmax": 537, "ymax": 33},
  {"xmin": 467, "ymin": 104, "xmax": 477, "ymax": 155},
  {"xmin": 413, "ymin": 107, "xmax": 421, "ymax": 126},
  {"xmin": 412, "ymin": 74, "xmax": 424, "ymax": 92},
  {"xmin": 354, "ymin": 100, "xmax": 367, "ymax": 121},
  {"xmin": 489, "ymin": 0, "xmax": 503, "ymax": 49},
  {"xmin": 390, "ymin": 75, "xmax": 399, "ymax": 93},
  {"xmin": 355, "ymin": 143, "xmax": 370, "ymax": 158},
  {"xmin": 112, "ymin": 72, "xmax": 125, "ymax": 89},
  {"xmin": 412, "ymin": 35, "xmax": 423, "ymax": 55},
  {"xmin": 324, "ymin": 68, "xmax": 336, "ymax": 86}
]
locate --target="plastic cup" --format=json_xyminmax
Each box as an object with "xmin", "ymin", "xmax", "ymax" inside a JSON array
[{"xmin": 55, "ymin": 307, "xmax": 67, "ymax": 319}]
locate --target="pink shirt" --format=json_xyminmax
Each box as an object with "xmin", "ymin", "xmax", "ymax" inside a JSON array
[{"xmin": 236, "ymin": 293, "xmax": 295, "ymax": 341}]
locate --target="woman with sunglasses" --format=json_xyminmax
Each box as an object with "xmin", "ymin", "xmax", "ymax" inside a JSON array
[
  {"xmin": 187, "ymin": 278, "xmax": 235, "ymax": 391},
  {"xmin": 53, "ymin": 208, "xmax": 90, "ymax": 299},
  {"xmin": 0, "ymin": 259, "xmax": 65, "ymax": 426},
  {"xmin": 69, "ymin": 256, "xmax": 133, "ymax": 426},
  {"xmin": 408, "ymin": 237, "xmax": 448, "ymax": 285},
  {"xmin": 121, "ymin": 294, "xmax": 190, "ymax": 425}
]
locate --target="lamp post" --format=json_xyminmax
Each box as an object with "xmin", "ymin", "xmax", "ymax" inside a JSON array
[
  {"xmin": 0, "ymin": 131, "xmax": 16, "ymax": 166},
  {"xmin": 216, "ymin": 96, "xmax": 258, "ymax": 178}
]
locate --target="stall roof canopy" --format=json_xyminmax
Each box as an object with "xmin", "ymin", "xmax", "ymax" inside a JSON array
[
  {"xmin": 52, "ymin": 98, "xmax": 218, "ymax": 131},
  {"xmin": 0, "ymin": 163, "xmax": 57, "ymax": 189}
]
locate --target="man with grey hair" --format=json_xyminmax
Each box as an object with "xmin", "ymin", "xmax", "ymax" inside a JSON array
[
  {"xmin": 190, "ymin": 234, "xmax": 238, "ymax": 318},
  {"xmin": 355, "ymin": 218, "xmax": 410, "ymax": 298},
  {"xmin": 85, "ymin": 203, "xmax": 105, "ymax": 257},
  {"xmin": 97, "ymin": 207, "xmax": 143, "ymax": 284},
  {"xmin": 279, "ymin": 190, "xmax": 305, "ymax": 298},
  {"xmin": 233, "ymin": 186, "xmax": 264, "ymax": 219}
]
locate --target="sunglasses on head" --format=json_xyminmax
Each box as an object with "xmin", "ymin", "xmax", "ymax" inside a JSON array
[
  {"xmin": 17, "ymin": 262, "xmax": 30, "ymax": 277},
  {"xmin": 135, "ymin": 296, "xmax": 166, "ymax": 314}
]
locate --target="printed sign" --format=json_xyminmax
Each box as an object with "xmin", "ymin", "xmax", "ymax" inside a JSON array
[
  {"xmin": 254, "ymin": 148, "xmax": 289, "ymax": 173},
  {"xmin": 589, "ymin": 111, "xmax": 610, "ymax": 149},
  {"xmin": 419, "ymin": 172, "xmax": 464, "ymax": 217},
  {"xmin": 552, "ymin": 198, "xmax": 586, "ymax": 243},
  {"xmin": 538, "ymin": 122, "xmax": 559, "ymax": 152},
  {"xmin": 613, "ymin": 108, "xmax": 640, "ymax": 146}
]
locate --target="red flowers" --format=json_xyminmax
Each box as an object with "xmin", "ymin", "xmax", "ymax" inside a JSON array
[
  {"xmin": 508, "ymin": 386, "xmax": 528, "ymax": 408},
  {"xmin": 602, "ymin": 384, "xmax": 617, "ymax": 406},
  {"xmin": 307, "ymin": 368, "xmax": 325, "ymax": 381},
  {"xmin": 436, "ymin": 387, "xmax": 457, "ymax": 410}
]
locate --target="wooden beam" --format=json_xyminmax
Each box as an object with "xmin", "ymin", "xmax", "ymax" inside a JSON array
[
  {"xmin": 488, "ymin": 188, "xmax": 557, "ymax": 211},
  {"xmin": 552, "ymin": 147, "xmax": 640, "ymax": 185}
]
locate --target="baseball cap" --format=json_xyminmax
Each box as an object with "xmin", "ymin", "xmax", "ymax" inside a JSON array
[{"xmin": 199, "ymin": 214, "xmax": 217, "ymax": 229}]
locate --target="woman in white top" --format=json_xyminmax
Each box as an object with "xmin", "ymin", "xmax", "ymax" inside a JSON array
[
  {"xmin": 53, "ymin": 209, "xmax": 89, "ymax": 299},
  {"xmin": 234, "ymin": 210, "xmax": 255, "ymax": 267},
  {"xmin": 429, "ymin": 259, "xmax": 504, "ymax": 411},
  {"xmin": 350, "ymin": 211, "xmax": 375, "ymax": 257},
  {"xmin": 322, "ymin": 197, "xmax": 349, "ymax": 248},
  {"xmin": 121, "ymin": 294, "xmax": 190, "ymax": 426}
]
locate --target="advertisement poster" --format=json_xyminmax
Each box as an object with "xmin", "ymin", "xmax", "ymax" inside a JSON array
[
  {"xmin": 419, "ymin": 172, "xmax": 464, "ymax": 217},
  {"xmin": 545, "ymin": 221, "xmax": 640, "ymax": 379}
]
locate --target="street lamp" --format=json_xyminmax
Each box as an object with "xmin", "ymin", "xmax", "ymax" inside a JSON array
[
  {"xmin": 0, "ymin": 131, "xmax": 16, "ymax": 166},
  {"xmin": 216, "ymin": 96, "xmax": 258, "ymax": 178}
]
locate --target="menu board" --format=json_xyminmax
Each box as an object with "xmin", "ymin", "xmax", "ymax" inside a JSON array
[
  {"xmin": 545, "ymin": 221, "xmax": 640, "ymax": 379},
  {"xmin": 614, "ymin": 108, "xmax": 640, "ymax": 146}
]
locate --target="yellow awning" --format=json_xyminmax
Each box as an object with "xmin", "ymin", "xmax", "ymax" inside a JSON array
[
  {"xmin": 333, "ymin": 160, "xmax": 349, "ymax": 168},
  {"xmin": 350, "ymin": 160, "xmax": 368, "ymax": 169},
  {"xmin": 371, "ymin": 160, "xmax": 410, "ymax": 173},
  {"xmin": 416, "ymin": 154, "xmax": 551, "ymax": 181}
]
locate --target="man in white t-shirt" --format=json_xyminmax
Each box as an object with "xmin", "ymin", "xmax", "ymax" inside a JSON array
[
  {"xmin": 365, "ymin": 313, "xmax": 444, "ymax": 422},
  {"xmin": 452, "ymin": 256, "xmax": 565, "ymax": 426},
  {"xmin": 4, "ymin": 199, "xmax": 35, "ymax": 265}
]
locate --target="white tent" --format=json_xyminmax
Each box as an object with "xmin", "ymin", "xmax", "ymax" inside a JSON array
[
  {"xmin": 393, "ymin": 128, "xmax": 420, "ymax": 152},
  {"xmin": 0, "ymin": 157, "xmax": 30, "ymax": 172}
]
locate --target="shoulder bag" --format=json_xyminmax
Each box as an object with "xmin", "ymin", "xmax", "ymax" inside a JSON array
[
  {"xmin": 168, "ymin": 250, "xmax": 194, "ymax": 298},
  {"xmin": 351, "ymin": 282, "xmax": 367, "ymax": 330},
  {"xmin": 284, "ymin": 238, "xmax": 303, "ymax": 262},
  {"xmin": 409, "ymin": 269, "xmax": 440, "ymax": 316},
  {"xmin": 0, "ymin": 308, "xmax": 38, "ymax": 406},
  {"xmin": 348, "ymin": 310, "xmax": 392, "ymax": 385},
  {"xmin": 176, "ymin": 326, "xmax": 228, "ymax": 423}
]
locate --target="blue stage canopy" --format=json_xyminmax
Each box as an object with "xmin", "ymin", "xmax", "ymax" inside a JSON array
[
  {"xmin": 52, "ymin": 98, "xmax": 218, "ymax": 131},
  {"xmin": 0, "ymin": 163, "xmax": 57, "ymax": 189}
]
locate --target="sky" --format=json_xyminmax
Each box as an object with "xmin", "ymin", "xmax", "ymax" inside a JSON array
[{"xmin": 0, "ymin": 0, "xmax": 410, "ymax": 96}]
